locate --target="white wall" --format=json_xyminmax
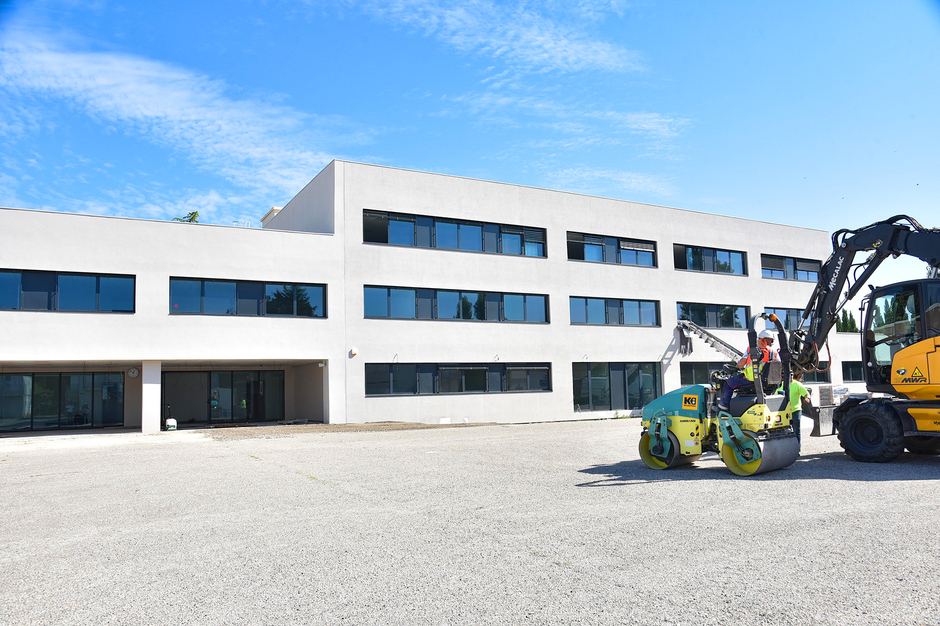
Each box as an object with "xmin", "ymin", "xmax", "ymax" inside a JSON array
[
  {"xmin": 0, "ymin": 207, "xmax": 349, "ymax": 427},
  {"xmin": 334, "ymin": 161, "xmax": 835, "ymax": 423},
  {"xmin": 1, "ymin": 160, "xmax": 866, "ymax": 429}
]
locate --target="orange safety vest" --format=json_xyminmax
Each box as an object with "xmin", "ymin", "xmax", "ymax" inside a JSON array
[{"xmin": 743, "ymin": 346, "xmax": 777, "ymax": 381}]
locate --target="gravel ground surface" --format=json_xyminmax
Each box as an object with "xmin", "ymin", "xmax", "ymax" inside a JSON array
[{"xmin": 2, "ymin": 418, "xmax": 939, "ymax": 625}]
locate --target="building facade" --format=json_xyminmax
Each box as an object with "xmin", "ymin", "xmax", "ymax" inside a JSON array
[{"xmin": 0, "ymin": 161, "xmax": 865, "ymax": 433}]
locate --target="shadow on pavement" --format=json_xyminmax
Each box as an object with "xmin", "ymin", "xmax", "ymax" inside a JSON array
[{"xmin": 577, "ymin": 450, "xmax": 940, "ymax": 487}]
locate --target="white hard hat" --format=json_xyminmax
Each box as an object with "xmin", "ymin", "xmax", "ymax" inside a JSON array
[{"xmin": 758, "ymin": 329, "xmax": 776, "ymax": 340}]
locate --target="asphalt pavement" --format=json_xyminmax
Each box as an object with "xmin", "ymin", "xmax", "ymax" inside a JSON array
[{"xmin": 2, "ymin": 418, "xmax": 939, "ymax": 625}]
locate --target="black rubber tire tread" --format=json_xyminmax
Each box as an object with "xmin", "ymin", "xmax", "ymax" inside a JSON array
[
  {"xmin": 905, "ymin": 436, "xmax": 940, "ymax": 455},
  {"xmin": 838, "ymin": 402, "xmax": 905, "ymax": 463}
]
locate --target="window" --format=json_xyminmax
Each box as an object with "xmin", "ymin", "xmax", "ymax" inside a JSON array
[
  {"xmin": 364, "ymin": 286, "xmax": 549, "ymax": 323},
  {"xmin": 673, "ymin": 245, "xmax": 746, "ymax": 275},
  {"xmin": 0, "ymin": 270, "xmax": 135, "ymax": 313},
  {"xmin": 868, "ymin": 285, "xmax": 921, "ymax": 369},
  {"xmin": 567, "ymin": 232, "xmax": 656, "ymax": 266},
  {"xmin": 164, "ymin": 370, "xmax": 285, "ymax": 424},
  {"xmin": 765, "ymin": 308, "xmax": 808, "ymax": 332},
  {"xmin": 680, "ymin": 362, "xmax": 728, "ymax": 386},
  {"xmin": 170, "ymin": 278, "xmax": 325, "ymax": 317},
  {"xmin": 761, "ymin": 255, "xmax": 821, "ymax": 282},
  {"xmin": 842, "ymin": 361, "xmax": 865, "ymax": 382},
  {"xmin": 803, "ymin": 362, "xmax": 831, "ymax": 384},
  {"xmin": 0, "ymin": 271, "xmax": 20, "ymax": 309},
  {"xmin": 365, "ymin": 363, "xmax": 551, "ymax": 396},
  {"xmin": 925, "ymin": 283, "xmax": 940, "ymax": 339},
  {"xmin": 572, "ymin": 362, "xmax": 661, "ymax": 412},
  {"xmin": 0, "ymin": 372, "xmax": 124, "ymax": 432},
  {"xmin": 570, "ymin": 297, "xmax": 659, "ymax": 326},
  {"xmin": 678, "ymin": 302, "xmax": 748, "ymax": 329},
  {"xmin": 363, "ymin": 210, "xmax": 547, "ymax": 257}
]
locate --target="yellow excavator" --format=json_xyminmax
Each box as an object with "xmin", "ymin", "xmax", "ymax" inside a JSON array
[{"xmin": 640, "ymin": 215, "xmax": 940, "ymax": 474}]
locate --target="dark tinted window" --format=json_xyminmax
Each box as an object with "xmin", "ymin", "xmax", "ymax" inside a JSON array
[
  {"xmin": 364, "ymin": 287, "xmax": 389, "ymax": 317},
  {"xmin": 389, "ymin": 288, "xmax": 416, "ymax": 319},
  {"xmin": 21, "ymin": 271, "xmax": 56, "ymax": 311},
  {"xmin": 437, "ymin": 291, "xmax": 460, "ymax": 319},
  {"xmin": 57, "ymin": 274, "xmax": 97, "ymax": 311},
  {"xmin": 0, "ymin": 271, "xmax": 19, "ymax": 309},
  {"xmin": 296, "ymin": 285, "xmax": 323, "ymax": 317},
  {"xmin": 391, "ymin": 364, "xmax": 418, "ymax": 394},
  {"xmin": 417, "ymin": 289, "xmax": 434, "ymax": 320},
  {"xmin": 364, "ymin": 364, "xmax": 391, "ymax": 395},
  {"xmin": 265, "ymin": 284, "xmax": 294, "ymax": 316},
  {"xmin": 205, "ymin": 281, "xmax": 237, "ymax": 315},
  {"xmin": 170, "ymin": 279, "xmax": 202, "ymax": 313},
  {"xmin": 527, "ymin": 295, "xmax": 547, "ymax": 323},
  {"xmin": 504, "ymin": 294, "xmax": 524, "ymax": 321},
  {"xmin": 502, "ymin": 231, "xmax": 522, "ymax": 255},
  {"xmin": 436, "ymin": 221, "xmax": 458, "ymax": 249},
  {"xmin": 459, "ymin": 223, "xmax": 483, "ymax": 251},
  {"xmin": 237, "ymin": 282, "xmax": 264, "ymax": 316},
  {"xmin": 388, "ymin": 217, "xmax": 415, "ymax": 246},
  {"xmin": 363, "ymin": 212, "xmax": 388, "ymax": 243},
  {"xmin": 98, "ymin": 276, "xmax": 135, "ymax": 312},
  {"xmin": 570, "ymin": 297, "xmax": 586, "ymax": 324},
  {"xmin": 363, "ymin": 210, "xmax": 545, "ymax": 257}
]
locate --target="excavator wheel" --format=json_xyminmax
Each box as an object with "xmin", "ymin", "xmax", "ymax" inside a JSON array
[
  {"xmin": 838, "ymin": 403, "xmax": 904, "ymax": 463},
  {"xmin": 905, "ymin": 436, "xmax": 940, "ymax": 455},
  {"xmin": 720, "ymin": 431, "xmax": 800, "ymax": 476},
  {"xmin": 639, "ymin": 431, "xmax": 700, "ymax": 470}
]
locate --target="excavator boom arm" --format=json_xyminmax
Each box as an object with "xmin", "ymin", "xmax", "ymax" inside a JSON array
[{"xmin": 794, "ymin": 215, "xmax": 940, "ymax": 370}]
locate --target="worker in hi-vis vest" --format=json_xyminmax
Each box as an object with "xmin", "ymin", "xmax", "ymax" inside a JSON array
[{"xmin": 718, "ymin": 328, "xmax": 779, "ymax": 411}]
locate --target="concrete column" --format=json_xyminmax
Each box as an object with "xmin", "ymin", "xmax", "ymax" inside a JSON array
[
  {"xmin": 141, "ymin": 360, "xmax": 162, "ymax": 434},
  {"xmin": 321, "ymin": 361, "xmax": 331, "ymax": 423}
]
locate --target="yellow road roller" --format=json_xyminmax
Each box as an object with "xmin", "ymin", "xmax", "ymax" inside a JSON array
[{"xmin": 639, "ymin": 314, "xmax": 800, "ymax": 476}]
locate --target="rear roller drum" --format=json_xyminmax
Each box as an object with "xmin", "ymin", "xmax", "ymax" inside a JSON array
[
  {"xmin": 720, "ymin": 432, "xmax": 800, "ymax": 476},
  {"xmin": 639, "ymin": 431, "xmax": 701, "ymax": 470}
]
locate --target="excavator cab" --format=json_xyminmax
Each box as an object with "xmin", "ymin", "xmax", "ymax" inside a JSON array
[{"xmin": 862, "ymin": 279, "xmax": 940, "ymax": 398}]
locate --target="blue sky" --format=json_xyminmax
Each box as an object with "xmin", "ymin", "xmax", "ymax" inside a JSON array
[{"xmin": 1, "ymin": 0, "xmax": 939, "ymax": 288}]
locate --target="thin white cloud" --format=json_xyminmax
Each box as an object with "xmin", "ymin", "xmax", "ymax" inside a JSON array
[
  {"xmin": 444, "ymin": 88, "xmax": 688, "ymax": 141},
  {"xmin": 546, "ymin": 166, "xmax": 673, "ymax": 196},
  {"xmin": 0, "ymin": 30, "xmax": 351, "ymax": 221},
  {"xmin": 333, "ymin": 0, "xmax": 641, "ymax": 72}
]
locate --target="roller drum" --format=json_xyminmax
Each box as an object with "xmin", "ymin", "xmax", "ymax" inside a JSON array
[
  {"xmin": 721, "ymin": 431, "xmax": 800, "ymax": 476},
  {"xmin": 639, "ymin": 432, "xmax": 701, "ymax": 470}
]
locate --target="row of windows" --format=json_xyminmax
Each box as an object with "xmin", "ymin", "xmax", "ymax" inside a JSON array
[
  {"xmin": 678, "ymin": 361, "xmax": 833, "ymax": 385},
  {"xmin": 572, "ymin": 362, "xmax": 662, "ymax": 412},
  {"xmin": 363, "ymin": 213, "xmax": 820, "ymax": 284},
  {"xmin": 674, "ymin": 245, "xmax": 746, "ymax": 275},
  {"xmin": 365, "ymin": 363, "xmax": 551, "ymax": 396},
  {"xmin": 0, "ymin": 373, "xmax": 125, "ymax": 432},
  {"xmin": 569, "ymin": 297, "xmax": 659, "ymax": 326},
  {"xmin": 566, "ymin": 232, "xmax": 656, "ymax": 266},
  {"xmin": 364, "ymin": 286, "xmax": 548, "ymax": 323},
  {"xmin": 170, "ymin": 279, "xmax": 326, "ymax": 317},
  {"xmin": 764, "ymin": 307, "xmax": 809, "ymax": 331},
  {"xmin": 677, "ymin": 302, "xmax": 749, "ymax": 329},
  {"xmin": 364, "ymin": 210, "xmax": 547, "ymax": 257},
  {"xmin": 761, "ymin": 255, "xmax": 820, "ymax": 282},
  {"xmin": 0, "ymin": 270, "xmax": 135, "ymax": 313}
]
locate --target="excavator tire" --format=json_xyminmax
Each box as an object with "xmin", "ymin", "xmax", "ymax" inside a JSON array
[
  {"xmin": 905, "ymin": 436, "xmax": 940, "ymax": 455},
  {"xmin": 838, "ymin": 402, "xmax": 904, "ymax": 463}
]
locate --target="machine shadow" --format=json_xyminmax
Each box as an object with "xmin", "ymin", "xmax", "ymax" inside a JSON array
[{"xmin": 577, "ymin": 450, "xmax": 940, "ymax": 487}]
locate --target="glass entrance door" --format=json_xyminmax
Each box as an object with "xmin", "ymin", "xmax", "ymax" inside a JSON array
[{"xmin": 162, "ymin": 372, "xmax": 209, "ymax": 426}]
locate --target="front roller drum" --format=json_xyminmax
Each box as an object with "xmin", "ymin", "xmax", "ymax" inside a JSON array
[
  {"xmin": 639, "ymin": 432, "xmax": 701, "ymax": 470},
  {"xmin": 720, "ymin": 432, "xmax": 800, "ymax": 476}
]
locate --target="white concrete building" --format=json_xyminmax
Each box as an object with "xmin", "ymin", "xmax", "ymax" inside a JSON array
[{"xmin": 0, "ymin": 161, "xmax": 865, "ymax": 434}]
